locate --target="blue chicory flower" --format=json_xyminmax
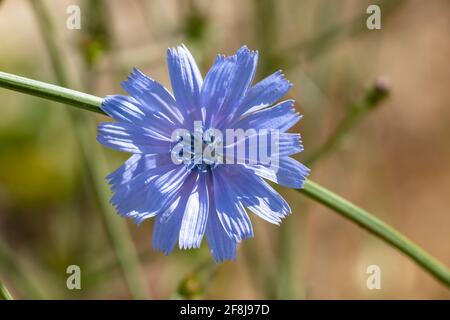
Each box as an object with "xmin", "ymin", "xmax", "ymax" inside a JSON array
[{"xmin": 97, "ymin": 44, "xmax": 309, "ymax": 261}]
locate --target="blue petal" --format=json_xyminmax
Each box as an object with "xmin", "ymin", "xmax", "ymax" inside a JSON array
[
  {"xmin": 152, "ymin": 172, "xmax": 198, "ymax": 255},
  {"xmin": 277, "ymin": 133, "xmax": 304, "ymax": 157},
  {"xmin": 101, "ymin": 95, "xmax": 177, "ymax": 138},
  {"xmin": 97, "ymin": 122, "xmax": 171, "ymax": 154},
  {"xmin": 221, "ymin": 165, "xmax": 291, "ymax": 225},
  {"xmin": 179, "ymin": 173, "xmax": 209, "ymax": 249},
  {"xmin": 205, "ymin": 174, "xmax": 237, "ymax": 262},
  {"xmin": 236, "ymin": 70, "xmax": 292, "ymax": 119},
  {"xmin": 167, "ymin": 45, "xmax": 203, "ymax": 124},
  {"xmin": 111, "ymin": 165, "xmax": 190, "ymax": 223},
  {"xmin": 106, "ymin": 154, "xmax": 171, "ymax": 189},
  {"xmin": 152, "ymin": 196, "xmax": 184, "ymax": 255},
  {"xmin": 223, "ymin": 132, "xmax": 303, "ymax": 164},
  {"xmin": 201, "ymin": 54, "xmax": 236, "ymax": 127},
  {"xmin": 222, "ymin": 47, "xmax": 258, "ymax": 114},
  {"xmin": 101, "ymin": 95, "xmax": 147, "ymax": 124},
  {"xmin": 247, "ymin": 157, "xmax": 310, "ymax": 189},
  {"xmin": 212, "ymin": 46, "xmax": 259, "ymax": 128},
  {"xmin": 110, "ymin": 166, "xmax": 168, "ymax": 219},
  {"xmin": 232, "ymin": 100, "xmax": 301, "ymax": 132},
  {"xmin": 120, "ymin": 68, "xmax": 185, "ymax": 125},
  {"xmin": 212, "ymin": 170, "xmax": 253, "ymax": 242},
  {"xmin": 206, "ymin": 210, "xmax": 237, "ymax": 262}
]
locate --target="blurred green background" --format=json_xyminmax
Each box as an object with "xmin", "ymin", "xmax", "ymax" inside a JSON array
[{"xmin": 0, "ymin": 0, "xmax": 449, "ymax": 299}]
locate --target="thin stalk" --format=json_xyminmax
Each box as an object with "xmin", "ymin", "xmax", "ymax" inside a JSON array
[
  {"xmin": 275, "ymin": 214, "xmax": 296, "ymax": 299},
  {"xmin": 29, "ymin": 0, "xmax": 148, "ymax": 299},
  {"xmin": 0, "ymin": 241, "xmax": 43, "ymax": 299},
  {"xmin": 0, "ymin": 72, "xmax": 449, "ymax": 287},
  {"xmin": 305, "ymin": 78, "xmax": 390, "ymax": 166},
  {"xmin": 0, "ymin": 281, "xmax": 14, "ymax": 300},
  {"xmin": 288, "ymin": 0, "xmax": 405, "ymax": 62},
  {"xmin": 0, "ymin": 71, "xmax": 103, "ymax": 114}
]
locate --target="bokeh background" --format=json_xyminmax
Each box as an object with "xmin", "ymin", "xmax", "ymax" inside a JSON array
[{"xmin": 0, "ymin": 0, "xmax": 449, "ymax": 299}]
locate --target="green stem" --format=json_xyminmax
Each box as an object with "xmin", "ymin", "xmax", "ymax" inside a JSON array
[
  {"xmin": 0, "ymin": 281, "xmax": 14, "ymax": 300},
  {"xmin": 0, "ymin": 71, "xmax": 449, "ymax": 287},
  {"xmin": 0, "ymin": 71, "xmax": 103, "ymax": 114},
  {"xmin": 299, "ymin": 180, "xmax": 450, "ymax": 286}
]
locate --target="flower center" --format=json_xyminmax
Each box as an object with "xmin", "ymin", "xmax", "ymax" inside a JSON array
[{"xmin": 170, "ymin": 125, "xmax": 222, "ymax": 173}]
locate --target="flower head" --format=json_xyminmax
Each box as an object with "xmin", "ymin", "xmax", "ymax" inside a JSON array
[{"xmin": 97, "ymin": 44, "xmax": 309, "ymax": 261}]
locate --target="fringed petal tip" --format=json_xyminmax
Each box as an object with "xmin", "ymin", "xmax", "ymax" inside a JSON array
[
  {"xmin": 236, "ymin": 45, "xmax": 258, "ymax": 57},
  {"xmin": 211, "ymin": 252, "xmax": 237, "ymax": 263},
  {"xmin": 275, "ymin": 69, "xmax": 293, "ymax": 88}
]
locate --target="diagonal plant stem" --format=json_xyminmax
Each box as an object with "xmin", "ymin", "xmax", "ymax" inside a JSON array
[
  {"xmin": 0, "ymin": 281, "xmax": 14, "ymax": 300},
  {"xmin": 28, "ymin": 0, "xmax": 148, "ymax": 299},
  {"xmin": 0, "ymin": 71, "xmax": 449, "ymax": 287},
  {"xmin": 298, "ymin": 180, "xmax": 450, "ymax": 286}
]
